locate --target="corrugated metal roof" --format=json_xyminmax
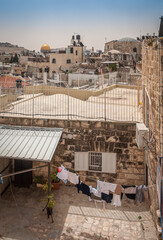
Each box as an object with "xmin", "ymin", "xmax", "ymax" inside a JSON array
[{"xmin": 0, "ymin": 125, "xmax": 62, "ymax": 162}]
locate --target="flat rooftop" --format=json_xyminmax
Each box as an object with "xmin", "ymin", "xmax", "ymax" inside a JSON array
[{"xmin": 0, "ymin": 87, "xmax": 142, "ymax": 122}]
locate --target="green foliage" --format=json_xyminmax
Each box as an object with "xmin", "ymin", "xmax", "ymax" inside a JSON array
[
  {"xmin": 34, "ymin": 175, "xmax": 46, "ymax": 184},
  {"xmin": 42, "ymin": 194, "xmax": 55, "ymax": 209},
  {"xmin": 51, "ymin": 165, "xmax": 60, "ymax": 183},
  {"xmin": 109, "ymin": 63, "xmax": 117, "ymax": 72},
  {"xmin": 13, "ymin": 53, "xmax": 19, "ymax": 63},
  {"xmin": 43, "ymin": 182, "xmax": 53, "ymax": 193}
]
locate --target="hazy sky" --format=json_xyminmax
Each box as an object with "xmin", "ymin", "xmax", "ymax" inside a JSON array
[{"xmin": 0, "ymin": 0, "xmax": 163, "ymax": 51}]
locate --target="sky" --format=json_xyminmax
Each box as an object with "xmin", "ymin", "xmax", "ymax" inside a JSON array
[{"xmin": 0, "ymin": 0, "xmax": 163, "ymax": 51}]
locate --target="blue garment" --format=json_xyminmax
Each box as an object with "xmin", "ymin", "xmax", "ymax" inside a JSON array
[{"xmin": 0, "ymin": 174, "xmax": 3, "ymax": 184}]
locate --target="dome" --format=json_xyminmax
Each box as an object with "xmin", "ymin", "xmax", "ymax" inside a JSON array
[
  {"xmin": 41, "ymin": 43, "xmax": 50, "ymax": 51},
  {"xmin": 118, "ymin": 37, "xmax": 137, "ymax": 42},
  {"xmin": 108, "ymin": 49, "xmax": 120, "ymax": 54}
]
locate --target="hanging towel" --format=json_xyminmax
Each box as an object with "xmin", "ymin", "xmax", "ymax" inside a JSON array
[
  {"xmin": 121, "ymin": 185, "xmax": 136, "ymax": 200},
  {"xmin": 123, "ymin": 187, "xmax": 136, "ymax": 194},
  {"xmin": 111, "ymin": 194, "xmax": 121, "ymax": 207},
  {"xmin": 114, "ymin": 184, "xmax": 122, "ymax": 195},
  {"xmin": 57, "ymin": 166, "xmax": 68, "ymax": 184},
  {"xmin": 97, "ymin": 180, "xmax": 117, "ymax": 195},
  {"xmin": 68, "ymin": 172, "xmax": 79, "ymax": 185}
]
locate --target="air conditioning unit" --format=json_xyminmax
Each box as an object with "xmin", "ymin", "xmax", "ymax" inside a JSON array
[{"xmin": 136, "ymin": 123, "xmax": 149, "ymax": 149}]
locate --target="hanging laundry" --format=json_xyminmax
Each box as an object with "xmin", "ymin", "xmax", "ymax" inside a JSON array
[
  {"xmin": 97, "ymin": 180, "xmax": 117, "ymax": 195},
  {"xmin": 76, "ymin": 181, "xmax": 91, "ymax": 197},
  {"xmin": 68, "ymin": 172, "xmax": 79, "ymax": 185},
  {"xmin": 123, "ymin": 187, "xmax": 136, "ymax": 194},
  {"xmin": 121, "ymin": 185, "xmax": 136, "ymax": 200},
  {"xmin": 111, "ymin": 194, "xmax": 121, "ymax": 207},
  {"xmin": 101, "ymin": 192, "xmax": 113, "ymax": 203},
  {"xmin": 57, "ymin": 167, "xmax": 62, "ymax": 173},
  {"xmin": 136, "ymin": 185, "xmax": 147, "ymax": 203},
  {"xmin": 114, "ymin": 184, "xmax": 122, "ymax": 195},
  {"xmin": 89, "ymin": 186, "xmax": 101, "ymax": 198},
  {"xmin": 75, "ymin": 177, "xmax": 81, "ymax": 193},
  {"xmin": 56, "ymin": 165, "xmax": 68, "ymax": 184},
  {"xmin": 81, "ymin": 183, "xmax": 91, "ymax": 197},
  {"xmin": 0, "ymin": 174, "xmax": 3, "ymax": 184}
]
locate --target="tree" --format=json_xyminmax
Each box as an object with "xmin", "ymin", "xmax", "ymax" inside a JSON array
[{"xmin": 13, "ymin": 53, "xmax": 19, "ymax": 63}]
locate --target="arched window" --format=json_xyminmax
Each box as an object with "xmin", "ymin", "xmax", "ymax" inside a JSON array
[
  {"xmin": 76, "ymin": 50, "xmax": 78, "ymax": 55},
  {"xmin": 67, "ymin": 59, "xmax": 71, "ymax": 64},
  {"xmin": 52, "ymin": 58, "xmax": 56, "ymax": 63}
]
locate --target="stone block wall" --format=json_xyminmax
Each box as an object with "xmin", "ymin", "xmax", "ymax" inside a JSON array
[
  {"xmin": 142, "ymin": 39, "xmax": 163, "ymax": 223},
  {"xmin": 0, "ymin": 117, "xmax": 145, "ymax": 187}
]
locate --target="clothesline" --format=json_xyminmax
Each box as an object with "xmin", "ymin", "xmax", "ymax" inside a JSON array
[
  {"xmin": 52, "ymin": 162, "xmax": 156, "ymax": 190},
  {"xmin": 53, "ymin": 163, "xmax": 150, "ymax": 206}
]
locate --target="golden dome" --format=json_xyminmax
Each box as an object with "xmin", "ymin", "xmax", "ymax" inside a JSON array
[{"xmin": 41, "ymin": 43, "xmax": 50, "ymax": 51}]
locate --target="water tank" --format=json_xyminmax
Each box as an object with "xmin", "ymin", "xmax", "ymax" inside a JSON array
[{"xmin": 76, "ymin": 35, "xmax": 80, "ymax": 40}]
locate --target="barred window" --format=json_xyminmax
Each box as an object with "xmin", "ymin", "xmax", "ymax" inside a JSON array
[
  {"xmin": 88, "ymin": 152, "xmax": 102, "ymax": 171},
  {"xmin": 67, "ymin": 59, "xmax": 71, "ymax": 64}
]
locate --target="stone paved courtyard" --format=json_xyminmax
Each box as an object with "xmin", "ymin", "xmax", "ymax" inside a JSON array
[{"xmin": 0, "ymin": 185, "xmax": 157, "ymax": 240}]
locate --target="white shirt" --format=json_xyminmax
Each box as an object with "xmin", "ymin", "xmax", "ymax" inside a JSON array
[
  {"xmin": 68, "ymin": 172, "xmax": 79, "ymax": 185},
  {"xmin": 111, "ymin": 194, "xmax": 121, "ymax": 207},
  {"xmin": 89, "ymin": 186, "xmax": 101, "ymax": 198},
  {"xmin": 97, "ymin": 180, "xmax": 117, "ymax": 194}
]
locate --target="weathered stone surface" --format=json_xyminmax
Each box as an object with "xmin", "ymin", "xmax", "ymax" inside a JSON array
[{"xmin": 0, "ymin": 117, "xmax": 145, "ymax": 186}]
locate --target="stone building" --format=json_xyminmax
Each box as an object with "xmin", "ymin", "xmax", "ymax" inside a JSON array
[
  {"xmin": 24, "ymin": 35, "xmax": 84, "ymax": 78},
  {"xmin": 142, "ymin": 16, "xmax": 163, "ymax": 232},
  {"xmin": 104, "ymin": 37, "xmax": 142, "ymax": 61},
  {"xmin": 49, "ymin": 45, "xmax": 83, "ymax": 77}
]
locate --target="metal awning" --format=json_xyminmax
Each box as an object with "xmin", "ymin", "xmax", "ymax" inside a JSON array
[{"xmin": 0, "ymin": 125, "xmax": 62, "ymax": 162}]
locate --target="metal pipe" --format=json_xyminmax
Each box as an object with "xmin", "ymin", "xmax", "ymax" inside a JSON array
[
  {"xmin": 1, "ymin": 164, "xmax": 48, "ymax": 179},
  {"xmin": 32, "ymin": 74, "xmax": 34, "ymax": 118},
  {"xmin": 48, "ymin": 162, "xmax": 51, "ymax": 197},
  {"xmin": 104, "ymin": 89, "xmax": 106, "ymax": 121},
  {"xmin": 68, "ymin": 78, "xmax": 69, "ymax": 120}
]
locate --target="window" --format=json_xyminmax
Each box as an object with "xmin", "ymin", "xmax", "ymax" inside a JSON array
[
  {"xmin": 67, "ymin": 59, "xmax": 71, "ymax": 64},
  {"xmin": 89, "ymin": 152, "xmax": 102, "ymax": 171},
  {"xmin": 107, "ymin": 45, "xmax": 109, "ymax": 50},
  {"xmin": 133, "ymin": 47, "xmax": 137, "ymax": 53},
  {"xmin": 52, "ymin": 58, "xmax": 56, "ymax": 64},
  {"xmin": 123, "ymin": 54, "xmax": 126, "ymax": 61},
  {"xmin": 76, "ymin": 50, "xmax": 78, "ymax": 55},
  {"xmin": 75, "ymin": 151, "xmax": 116, "ymax": 173},
  {"xmin": 70, "ymin": 48, "xmax": 73, "ymax": 54}
]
